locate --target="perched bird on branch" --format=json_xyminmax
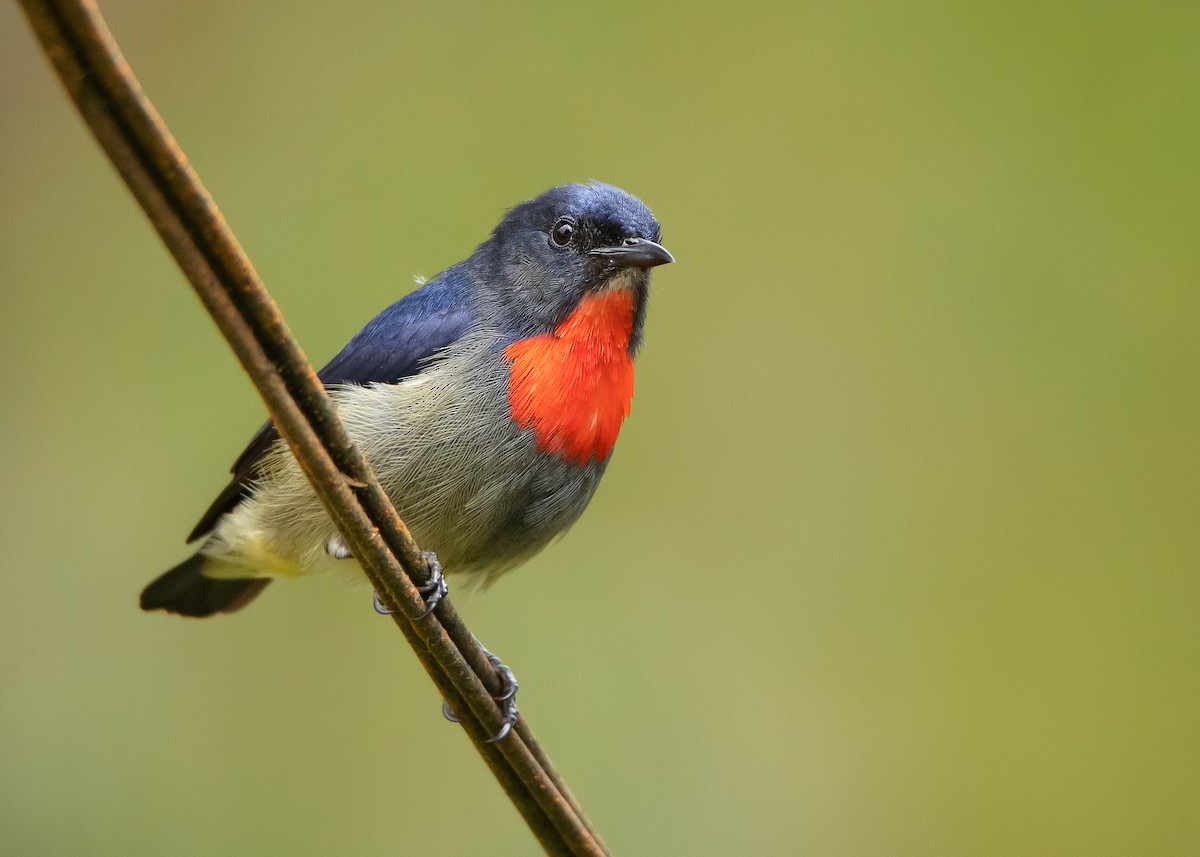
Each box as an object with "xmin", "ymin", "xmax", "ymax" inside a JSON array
[{"xmin": 141, "ymin": 182, "xmax": 672, "ymax": 618}]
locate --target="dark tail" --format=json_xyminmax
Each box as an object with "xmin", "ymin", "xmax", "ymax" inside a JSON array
[{"xmin": 140, "ymin": 553, "xmax": 271, "ymax": 617}]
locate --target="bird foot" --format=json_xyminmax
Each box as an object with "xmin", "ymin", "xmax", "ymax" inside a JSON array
[
  {"xmin": 442, "ymin": 647, "xmax": 520, "ymax": 742},
  {"xmin": 372, "ymin": 550, "xmax": 447, "ymax": 619}
]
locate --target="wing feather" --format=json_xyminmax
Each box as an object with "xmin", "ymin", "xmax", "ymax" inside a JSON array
[{"xmin": 187, "ymin": 268, "xmax": 474, "ymax": 542}]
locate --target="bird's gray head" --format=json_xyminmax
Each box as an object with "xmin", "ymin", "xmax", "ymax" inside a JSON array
[{"xmin": 470, "ymin": 182, "xmax": 672, "ymax": 341}]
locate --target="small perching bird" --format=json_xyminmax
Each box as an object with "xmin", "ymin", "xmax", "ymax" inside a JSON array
[{"xmin": 141, "ymin": 182, "xmax": 672, "ymax": 618}]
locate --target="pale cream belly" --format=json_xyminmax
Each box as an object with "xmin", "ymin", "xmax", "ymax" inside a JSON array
[{"xmin": 197, "ymin": 335, "xmax": 607, "ymax": 585}]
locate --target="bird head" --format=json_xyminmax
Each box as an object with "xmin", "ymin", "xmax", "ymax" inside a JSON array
[{"xmin": 471, "ymin": 182, "xmax": 672, "ymax": 344}]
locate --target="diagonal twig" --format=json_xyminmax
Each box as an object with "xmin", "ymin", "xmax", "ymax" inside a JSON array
[{"xmin": 15, "ymin": 1, "xmax": 609, "ymax": 854}]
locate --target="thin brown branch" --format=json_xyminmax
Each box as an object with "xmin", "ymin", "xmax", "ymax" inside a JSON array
[{"xmin": 16, "ymin": 1, "xmax": 608, "ymax": 854}]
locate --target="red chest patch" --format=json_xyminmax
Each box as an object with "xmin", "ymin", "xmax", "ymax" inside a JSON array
[{"xmin": 504, "ymin": 289, "xmax": 636, "ymax": 465}]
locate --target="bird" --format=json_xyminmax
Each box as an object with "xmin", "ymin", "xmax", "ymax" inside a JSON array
[{"xmin": 140, "ymin": 182, "xmax": 673, "ymax": 618}]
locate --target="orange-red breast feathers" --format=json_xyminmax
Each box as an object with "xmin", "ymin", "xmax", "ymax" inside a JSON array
[{"xmin": 504, "ymin": 288, "xmax": 636, "ymax": 466}]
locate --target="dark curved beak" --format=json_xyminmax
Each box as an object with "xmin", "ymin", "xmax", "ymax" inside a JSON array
[{"xmin": 589, "ymin": 237, "xmax": 674, "ymax": 269}]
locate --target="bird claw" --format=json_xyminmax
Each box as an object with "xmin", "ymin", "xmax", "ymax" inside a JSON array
[
  {"xmin": 369, "ymin": 551, "xmax": 517, "ymax": 741},
  {"xmin": 484, "ymin": 650, "xmax": 520, "ymax": 742},
  {"xmin": 372, "ymin": 550, "xmax": 447, "ymax": 618},
  {"xmin": 413, "ymin": 551, "xmax": 447, "ymax": 618},
  {"xmin": 441, "ymin": 647, "xmax": 520, "ymax": 742}
]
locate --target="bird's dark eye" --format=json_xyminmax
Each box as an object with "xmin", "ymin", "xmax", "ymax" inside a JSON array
[{"xmin": 550, "ymin": 219, "xmax": 575, "ymax": 247}]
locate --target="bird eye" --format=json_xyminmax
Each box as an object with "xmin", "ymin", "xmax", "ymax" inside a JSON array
[{"xmin": 550, "ymin": 219, "xmax": 575, "ymax": 247}]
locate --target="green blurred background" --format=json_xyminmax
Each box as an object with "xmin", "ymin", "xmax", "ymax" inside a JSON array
[{"xmin": 3, "ymin": 1, "xmax": 1198, "ymax": 854}]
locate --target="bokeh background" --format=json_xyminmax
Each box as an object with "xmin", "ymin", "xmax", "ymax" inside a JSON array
[{"xmin": 3, "ymin": 2, "xmax": 1198, "ymax": 854}]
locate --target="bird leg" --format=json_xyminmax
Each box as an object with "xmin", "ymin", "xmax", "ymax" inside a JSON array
[
  {"xmin": 366, "ymin": 554, "xmax": 517, "ymax": 740},
  {"xmin": 442, "ymin": 644, "xmax": 520, "ymax": 742},
  {"xmin": 371, "ymin": 550, "xmax": 447, "ymax": 619}
]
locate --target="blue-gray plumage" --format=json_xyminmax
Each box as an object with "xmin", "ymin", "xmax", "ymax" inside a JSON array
[{"xmin": 142, "ymin": 182, "xmax": 672, "ymax": 617}]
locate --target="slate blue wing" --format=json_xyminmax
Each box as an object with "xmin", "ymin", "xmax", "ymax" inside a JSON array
[{"xmin": 187, "ymin": 268, "xmax": 475, "ymax": 542}]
